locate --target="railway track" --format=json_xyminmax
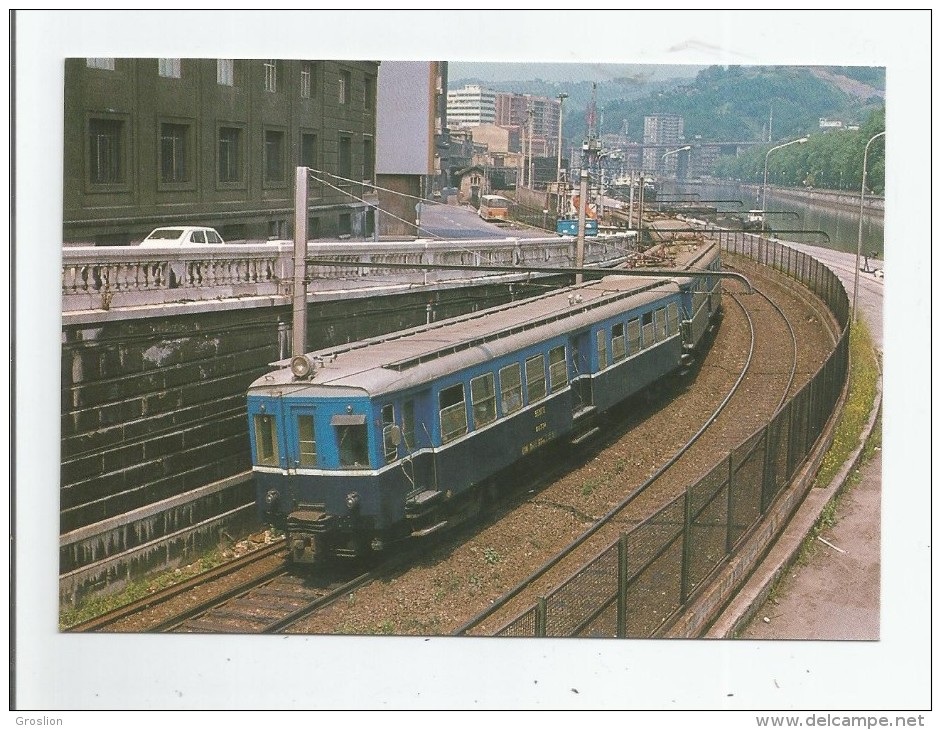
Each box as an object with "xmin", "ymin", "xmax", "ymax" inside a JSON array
[
  {"xmin": 70, "ymin": 253, "xmax": 834, "ymax": 637},
  {"xmin": 66, "ymin": 541, "xmax": 287, "ymax": 633},
  {"xmin": 286, "ymin": 258, "xmax": 832, "ymax": 635},
  {"xmin": 168, "ymin": 569, "xmax": 374, "ymax": 634}
]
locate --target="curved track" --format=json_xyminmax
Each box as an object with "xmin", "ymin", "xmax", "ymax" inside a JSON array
[{"xmin": 72, "ymin": 256, "xmax": 833, "ymax": 637}]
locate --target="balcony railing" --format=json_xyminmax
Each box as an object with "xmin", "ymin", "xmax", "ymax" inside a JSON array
[{"xmin": 62, "ymin": 235, "xmax": 637, "ymax": 315}]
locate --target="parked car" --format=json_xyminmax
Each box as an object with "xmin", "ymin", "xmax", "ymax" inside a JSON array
[{"xmin": 139, "ymin": 226, "xmax": 225, "ymax": 246}]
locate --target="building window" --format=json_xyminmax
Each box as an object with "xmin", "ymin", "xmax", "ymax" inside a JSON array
[
  {"xmin": 88, "ymin": 118, "xmax": 125, "ymax": 185},
  {"xmin": 338, "ymin": 135, "xmax": 352, "ymax": 179},
  {"xmin": 264, "ymin": 60, "xmax": 277, "ymax": 93},
  {"xmin": 307, "ymin": 216, "xmax": 321, "ymax": 239},
  {"xmin": 86, "ymin": 58, "xmax": 115, "ymax": 71},
  {"xmin": 264, "ymin": 129, "xmax": 285, "ymax": 183},
  {"xmin": 217, "ymin": 59, "xmax": 234, "ymax": 86},
  {"xmin": 362, "ymin": 138, "xmax": 374, "ymax": 182},
  {"xmin": 339, "ymin": 213, "xmax": 352, "ymax": 237},
  {"xmin": 158, "ymin": 59, "xmax": 181, "ymax": 78},
  {"xmin": 301, "ymin": 63, "xmax": 312, "ymax": 98},
  {"xmin": 339, "ymin": 70, "xmax": 351, "ymax": 104},
  {"xmin": 218, "ymin": 127, "xmax": 241, "ymax": 183},
  {"xmin": 159, "ymin": 122, "xmax": 191, "ymax": 183},
  {"xmin": 365, "ymin": 75, "xmax": 375, "ymax": 111},
  {"xmin": 301, "ymin": 133, "xmax": 318, "ymax": 169}
]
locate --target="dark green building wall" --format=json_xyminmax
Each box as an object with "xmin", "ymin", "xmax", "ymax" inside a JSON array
[{"xmin": 63, "ymin": 58, "xmax": 378, "ymax": 245}]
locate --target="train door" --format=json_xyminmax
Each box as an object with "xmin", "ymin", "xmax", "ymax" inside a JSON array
[
  {"xmin": 285, "ymin": 406, "xmax": 319, "ymax": 472},
  {"xmin": 570, "ymin": 331, "xmax": 593, "ymax": 412}
]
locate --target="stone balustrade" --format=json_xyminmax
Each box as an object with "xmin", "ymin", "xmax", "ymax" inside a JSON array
[{"xmin": 62, "ymin": 234, "xmax": 636, "ymax": 315}]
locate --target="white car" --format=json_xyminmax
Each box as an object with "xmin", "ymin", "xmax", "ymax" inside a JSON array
[{"xmin": 140, "ymin": 226, "xmax": 225, "ymax": 246}]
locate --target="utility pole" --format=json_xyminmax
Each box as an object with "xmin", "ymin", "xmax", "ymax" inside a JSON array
[
  {"xmin": 292, "ymin": 167, "xmax": 309, "ymax": 358},
  {"xmin": 527, "ymin": 106, "xmax": 534, "ymax": 189},
  {"xmin": 556, "ymin": 92, "xmax": 568, "ymax": 220},
  {"xmin": 575, "ymin": 168, "xmax": 588, "ymax": 284}
]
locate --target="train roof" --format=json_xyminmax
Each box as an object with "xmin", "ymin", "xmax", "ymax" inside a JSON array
[{"xmin": 249, "ymin": 240, "xmax": 720, "ymax": 399}]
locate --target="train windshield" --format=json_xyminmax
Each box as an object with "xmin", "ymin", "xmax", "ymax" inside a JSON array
[{"xmin": 332, "ymin": 414, "xmax": 369, "ymax": 468}]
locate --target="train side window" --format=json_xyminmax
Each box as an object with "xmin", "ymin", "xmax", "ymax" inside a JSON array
[
  {"xmin": 612, "ymin": 323, "xmax": 626, "ymax": 361},
  {"xmin": 471, "ymin": 373, "xmax": 497, "ymax": 428},
  {"xmin": 596, "ymin": 330, "xmax": 608, "ymax": 370},
  {"xmin": 667, "ymin": 302, "xmax": 679, "ymax": 336},
  {"xmin": 439, "ymin": 383, "xmax": 468, "ymax": 444},
  {"xmin": 381, "ymin": 404, "xmax": 397, "ymax": 462},
  {"xmin": 655, "ymin": 308, "xmax": 667, "ymax": 341},
  {"xmin": 402, "ymin": 399, "xmax": 416, "ymax": 450},
  {"xmin": 627, "ymin": 318, "xmax": 641, "ymax": 354},
  {"xmin": 548, "ymin": 345, "xmax": 567, "ymax": 392},
  {"xmin": 253, "ymin": 413, "xmax": 280, "ymax": 467},
  {"xmin": 297, "ymin": 414, "xmax": 317, "ymax": 467},
  {"xmin": 641, "ymin": 312, "xmax": 654, "ymax": 348},
  {"xmin": 499, "ymin": 362, "xmax": 523, "ymax": 415},
  {"xmin": 525, "ymin": 354, "xmax": 546, "ymax": 403}
]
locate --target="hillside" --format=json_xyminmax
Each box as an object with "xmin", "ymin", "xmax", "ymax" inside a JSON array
[{"xmin": 451, "ymin": 64, "xmax": 886, "ymax": 145}]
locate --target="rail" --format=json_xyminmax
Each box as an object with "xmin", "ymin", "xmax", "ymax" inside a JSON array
[
  {"xmin": 456, "ymin": 228, "xmax": 850, "ymax": 638},
  {"xmin": 61, "ymin": 234, "xmax": 638, "ymax": 314}
]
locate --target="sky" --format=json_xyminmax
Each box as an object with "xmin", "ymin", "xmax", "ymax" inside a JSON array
[{"xmin": 447, "ymin": 61, "xmax": 704, "ymax": 85}]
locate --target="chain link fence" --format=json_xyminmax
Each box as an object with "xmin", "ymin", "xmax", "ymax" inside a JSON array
[{"xmin": 491, "ymin": 230, "xmax": 851, "ymax": 637}]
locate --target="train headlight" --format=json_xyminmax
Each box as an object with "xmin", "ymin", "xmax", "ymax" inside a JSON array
[
  {"xmin": 290, "ymin": 355, "xmax": 313, "ymax": 379},
  {"xmin": 345, "ymin": 492, "xmax": 361, "ymax": 512},
  {"xmin": 265, "ymin": 489, "xmax": 280, "ymax": 510}
]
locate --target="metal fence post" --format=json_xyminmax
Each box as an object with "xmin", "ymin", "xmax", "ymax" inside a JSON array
[
  {"xmin": 617, "ymin": 532, "xmax": 629, "ymax": 638},
  {"xmin": 760, "ymin": 425, "xmax": 774, "ymax": 514},
  {"xmin": 535, "ymin": 597, "xmax": 548, "ymax": 638},
  {"xmin": 680, "ymin": 490, "xmax": 693, "ymax": 604},
  {"xmin": 725, "ymin": 452, "xmax": 736, "ymax": 555}
]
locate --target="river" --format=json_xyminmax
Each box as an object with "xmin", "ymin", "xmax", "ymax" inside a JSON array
[{"xmin": 659, "ymin": 181, "xmax": 884, "ymax": 259}]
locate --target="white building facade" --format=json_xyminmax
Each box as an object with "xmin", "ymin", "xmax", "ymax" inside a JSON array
[{"xmin": 446, "ymin": 84, "xmax": 496, "ymax": 128}]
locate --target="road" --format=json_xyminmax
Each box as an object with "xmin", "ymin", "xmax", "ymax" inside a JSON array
[
  {"xmin": 418, "ymin": 201, "xmax": 550, "ymax": 240},
  {"xmin": 718, "ymin": 245, "xmax": 884, "ymax": 641}
]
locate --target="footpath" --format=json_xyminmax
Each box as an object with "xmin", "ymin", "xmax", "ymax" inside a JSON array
[{"xmin": 708, "ymin": 248, "xmax": 883, "ymax": 640}]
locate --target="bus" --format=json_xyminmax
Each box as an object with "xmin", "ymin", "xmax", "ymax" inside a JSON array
[{"xmin": 478, "ymin": 195, "xmax": 512, "ymax": 222}]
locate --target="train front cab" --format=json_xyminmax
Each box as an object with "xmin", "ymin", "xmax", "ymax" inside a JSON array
[{"xmin": 249, "ymin": 389, "xmax": 422, "ymax": 562}]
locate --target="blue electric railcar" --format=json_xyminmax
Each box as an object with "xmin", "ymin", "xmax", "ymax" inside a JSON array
[{"xmin": 247, "ymin": 243, "xmax": 722, "ymax": 562}]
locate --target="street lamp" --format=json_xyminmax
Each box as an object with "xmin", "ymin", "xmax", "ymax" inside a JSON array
[
  {"xmin": 660, "ymin": 145, "xmax": 691, "ymax": 178},
  {"xmin": 555, "ymin": 92, "xmax": 568, "ymax": 224},
  {"xmin": 556, "ymin": 93, "xmax": 568, "ymax": 184},
  {"xmin": 853, "ymin": 131, "xmax": 885, "ymax": 322},
  {"xmin": 762, "ymin": 137, "xmax": 808, "ymax": 229}
]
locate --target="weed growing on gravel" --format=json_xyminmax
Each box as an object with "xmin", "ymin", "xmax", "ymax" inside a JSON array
[
  {"xmin": 58, "ymin": 546, "xmax": 230, "ymax": 630},
  {"xmin": 814, "ymin": 322, "xmax": 880, "ymax": 489},
  {"xmin": 483, "ymin": 547, "xmax": 501, "ymax": 565},
  {"xmin": 581, "ymin": 478, "xmax": 601, "ymax": 497}
]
